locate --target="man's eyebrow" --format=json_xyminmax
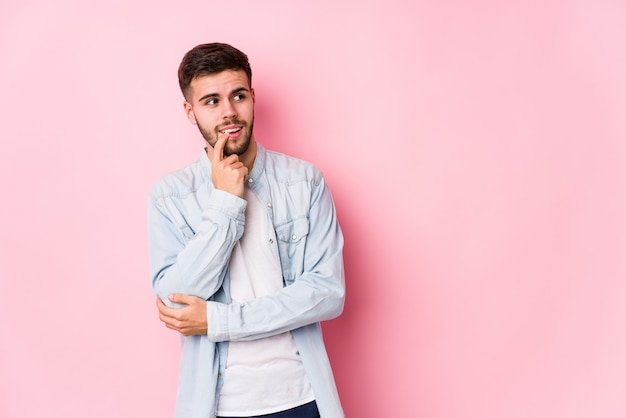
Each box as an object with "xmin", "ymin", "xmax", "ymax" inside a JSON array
[
  {"xmin": 197, "ymin": 92, "xmax": 219, "ymax": 104},
  {"xmin": 197, "ymin": 87, "xmax": 250, "ymax": 104},
  {"xmin": 231, "ymin": 87, "xmax": 250, "ymax": 95}
]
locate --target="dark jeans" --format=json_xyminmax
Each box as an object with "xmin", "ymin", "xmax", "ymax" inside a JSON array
[{"xmin": 218, "ymin": 400, "xmax": 320, "ymax": 418}]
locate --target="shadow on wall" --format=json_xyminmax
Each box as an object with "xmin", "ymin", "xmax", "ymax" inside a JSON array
[{"xmin": 322, "ymin": 191, "xmax": 378, "ymax": 415}]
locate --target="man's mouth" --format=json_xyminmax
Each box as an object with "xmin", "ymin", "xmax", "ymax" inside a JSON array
[{"xmin": 220, "ymin": 126, "xmax": 242, "ymax": 135}]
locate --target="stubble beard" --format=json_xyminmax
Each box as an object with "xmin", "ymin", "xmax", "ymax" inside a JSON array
[{"xmin": 198, "ymin": 116, "xmax": 255, "ymax": 157}]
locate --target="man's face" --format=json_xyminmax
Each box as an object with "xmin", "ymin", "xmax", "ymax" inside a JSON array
[{"xmin": 184, "ymin": 70, "xmax": 255, "ymax": 156}]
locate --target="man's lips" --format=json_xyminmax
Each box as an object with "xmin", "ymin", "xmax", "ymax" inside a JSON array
[{"xmin": 219, "ymin": 125, "xmax": 243, "ymax": 135}]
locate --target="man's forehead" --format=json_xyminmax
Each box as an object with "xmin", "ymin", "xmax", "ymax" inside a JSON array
[{"xmin": 191, "ymin": 70, "xmax": 250, "ymax": 91}]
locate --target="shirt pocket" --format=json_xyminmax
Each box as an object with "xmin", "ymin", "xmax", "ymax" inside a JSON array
[{"xmin": 275, "ymin": 217, "xmax": 310, "ymax": 284}]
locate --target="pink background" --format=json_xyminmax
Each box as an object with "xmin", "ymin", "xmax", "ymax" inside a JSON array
[{"xmin": 1, "ymin": 1, "xmax": 626, "ymax": 417}]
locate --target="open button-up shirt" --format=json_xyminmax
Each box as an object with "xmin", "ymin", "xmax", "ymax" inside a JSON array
[{"xmin": 148, "ymin": 143, "xmax": 345, "ymax": 418}]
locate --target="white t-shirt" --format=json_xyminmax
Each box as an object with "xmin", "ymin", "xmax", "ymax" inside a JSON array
[{"xmin": 216, "ymin": 187, "xmax": 315, "ymax": 417}]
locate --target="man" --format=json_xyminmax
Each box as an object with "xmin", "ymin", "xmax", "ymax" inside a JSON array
[{"xmin": 148, "ymin": 43, "xmax": 345, "ymax": 418}]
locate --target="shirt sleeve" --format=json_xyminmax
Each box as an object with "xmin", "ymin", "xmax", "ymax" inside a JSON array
[
  {"xmin": 148, "ymin": 187, "xmax": 247, "ymax": 308},
  {"xmin": 206, "ymin": 175, "xmax": 345, "ymax": 341}
]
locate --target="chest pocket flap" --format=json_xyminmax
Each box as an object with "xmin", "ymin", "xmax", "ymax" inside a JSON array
[{"xmin": 276, "ymin": 217, "xmax": 310, "ymax": 243}]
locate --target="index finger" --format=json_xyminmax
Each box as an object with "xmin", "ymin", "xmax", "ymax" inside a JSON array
[{"xmin": 212, "ymin": 132, "xmax": 228, "ymax": 163}]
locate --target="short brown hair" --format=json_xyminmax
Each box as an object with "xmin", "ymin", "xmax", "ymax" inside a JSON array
[{"xmin": 178, "ymin": 43, "xmax": 252, "ymax": 100}]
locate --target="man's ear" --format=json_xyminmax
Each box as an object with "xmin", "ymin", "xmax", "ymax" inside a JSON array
[
  {"xmin": 183, "ymin": 101, "xmax": 197, "ymax": 125},
  {"xmin": 251, "ymin": 87, "xmax": 255, "ymax": 103}
]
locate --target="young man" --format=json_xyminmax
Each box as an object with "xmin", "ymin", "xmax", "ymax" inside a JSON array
[{"xmin": 148, "ymin": 43, "xmax": 345, "ymax": 418}]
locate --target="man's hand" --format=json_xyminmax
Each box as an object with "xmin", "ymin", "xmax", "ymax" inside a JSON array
[
  {"xmin": 156, "ymin": 294, "xmax": 208, "ymax": 336},
  {"xmin": 211, "ymin": 133, "xmax": 248, "ymax": 198}
]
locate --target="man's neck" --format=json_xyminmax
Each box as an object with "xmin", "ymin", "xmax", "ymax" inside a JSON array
[{"xmin": 240, "ymin": 138, "xmax": 257, "ymax": 173}]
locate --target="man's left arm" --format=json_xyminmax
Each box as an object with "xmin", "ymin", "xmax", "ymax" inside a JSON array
[{"xmin": 210, "ymin": 174, "xmax": 345, "ymax": 341}]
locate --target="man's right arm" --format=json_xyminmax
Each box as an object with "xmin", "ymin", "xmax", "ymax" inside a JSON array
[{"xmin": 148, "ymin": 187, "xmax": 246, "ymax": 308}]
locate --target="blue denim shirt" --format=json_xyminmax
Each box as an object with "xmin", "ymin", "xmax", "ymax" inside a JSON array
[{"xmin": 148, "ymin": 143, "xmax": 345, "ymax": 418}]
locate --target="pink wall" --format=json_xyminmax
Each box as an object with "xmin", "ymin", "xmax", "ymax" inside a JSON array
[{"xmin": 2, "ymin": 1, "xmax": 626, "ymax": 417}]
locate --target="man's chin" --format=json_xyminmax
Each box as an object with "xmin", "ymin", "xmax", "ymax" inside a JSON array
[
  {"xmin": 224, "ymin": 137, "xmax": 251, "ymax": 156},
  {"xmin": 224, "ymin": 146, "xmax": 247, "ymax": 157}
]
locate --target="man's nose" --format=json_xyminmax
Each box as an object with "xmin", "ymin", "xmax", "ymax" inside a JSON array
[{"xmin": 222, "ymin": 100, "xmax": 237, "ymax": 119}]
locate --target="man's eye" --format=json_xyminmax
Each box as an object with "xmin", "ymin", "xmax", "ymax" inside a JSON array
[
  {"xmin": 206, "ymin": 99, "xmax": 218, "ymax": 105},
  {"xmin": 233, "ymin": 94, "xmax": 245, "ymax": 101}
]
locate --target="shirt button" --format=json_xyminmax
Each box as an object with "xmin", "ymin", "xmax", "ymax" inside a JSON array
[
  {"xmin": 292, "ymin": 234, "xmax": 297, "ymax": 240},
  {"xmin": 248, "ymin": 178, "xmax": 253, "ymax": 184},
  {"xmin": 267, "ymin": 202, "xmax": 272, "ymax": 208},
  {"xmin": 269, "ymin": 239, "xmax": 274, "ymax": 244}
]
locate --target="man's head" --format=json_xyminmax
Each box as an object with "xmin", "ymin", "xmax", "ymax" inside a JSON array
[
  {"xmin": 179, "ymin": 43, "xmax": 255, "ymax": 158},
  {"xmin": 178, "ymin": 43, "xmax": 252, "ymax": 101}
]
